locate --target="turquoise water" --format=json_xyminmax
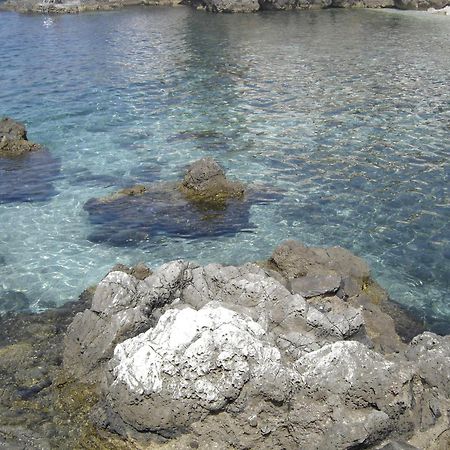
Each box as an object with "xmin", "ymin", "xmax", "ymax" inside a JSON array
[{"xmin": 0, "ymin": 7, "xmax": 449, "ymax": 331}]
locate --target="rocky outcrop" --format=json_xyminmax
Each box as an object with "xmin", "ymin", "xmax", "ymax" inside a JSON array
[
  {"xmin": 0, "ymin": 0, "xmax": 181, "ymax": 13},
  {"xmin": 394, "ymin": 0, "xmax": 448, "ymax": 8},
  {"xmin": 83, "ymin": 157, "xmax": 278, "ymax": 246},
  {"xmin": 179, "ymin": 157, "xmax": 245, "ymax": 206},
  {"xmin": 0, "ymin": 117, "xmax": 41, "ymax": 158},
  {"xmin": 0, "ymin": 118, "xmax": 60, "ymax": 204},
  {"xmin": 189, "ymin": 0, "xmax": 259, "ymax": 12},
  {"xmin": 260, "ymin": 0, "xmax": 332, "ymax": 11},
  {"xmin": 1, "ymin": 0, "xmax": 448, "ymax": 13},
  {"xmin": 63, "ymin": 241, "xmax": 448, "ymax": 449},
  {"xmin": 428, "ymin": 4, "xmax": 450, "ymax": 12}
]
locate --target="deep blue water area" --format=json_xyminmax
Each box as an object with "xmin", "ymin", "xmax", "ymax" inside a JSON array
[{"xmin": 0, "ymin": 7, "xmax": 449, "ymax": 331}]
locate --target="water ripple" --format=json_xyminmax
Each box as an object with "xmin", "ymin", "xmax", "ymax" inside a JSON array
[{"xmin": 0, "ymin": 7, "xmax": 449, "ymax": 330}]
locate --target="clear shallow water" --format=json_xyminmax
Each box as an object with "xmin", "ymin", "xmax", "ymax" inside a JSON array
[{"xmin": 0, "ymin": 7, "xmax": 449, "ymax": 330}]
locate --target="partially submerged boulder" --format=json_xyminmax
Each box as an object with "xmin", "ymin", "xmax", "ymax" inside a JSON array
[
  {"xmin": 0, "ymin": 289, "xmax": 31, "ymax": 314},
  {"xmin": 63, "ymin": 241, "xmax": 449, "ymax": 449},
  {"xmin": 0, "ymin": 117, "xmax": 41, "ymax": 158},
  {"xmin": 179, "ymin": 157, "xmax": 245, "ymax": 207},
  {"xmin": 84, "ymin": 158, "xmax": 276, "ymax": 246}
]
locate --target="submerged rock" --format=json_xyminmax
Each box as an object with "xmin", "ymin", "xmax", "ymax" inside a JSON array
[
  {"xmin": 0, "ymin": 149, "xmax": 61, "ymax": 203},
  {"xmin": 84, "ymin": 157, "xmax": 277, "ymax": 246},
  {"xmin": 63, "ymin": 241, "xmax": 450, "ymax": 449},
  {"xmin": 0, "ymin": 118, "xmax": 60, "ymax": 204},
  {"xmin": 0, "ymin": 290, "xmax": 31, "ymax": 314}
]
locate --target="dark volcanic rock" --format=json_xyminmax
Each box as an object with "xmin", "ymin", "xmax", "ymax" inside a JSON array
[{"xmin": 84, "ymin": 158, "xmax": 276, "ymax": 246}]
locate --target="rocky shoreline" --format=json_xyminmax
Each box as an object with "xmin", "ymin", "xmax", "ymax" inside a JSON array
[
  {"xmin": 0, "ymin": 0, "xmax": 449, "ymax": 14},
  {"xmin": 1, "ymin": 241, "xmax": 448, "ymax": 449}
]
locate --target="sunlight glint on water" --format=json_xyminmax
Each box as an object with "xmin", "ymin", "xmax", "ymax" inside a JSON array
[{"xmin": 0, "ymin": 7, "xmax": 449, "ymax": 330}]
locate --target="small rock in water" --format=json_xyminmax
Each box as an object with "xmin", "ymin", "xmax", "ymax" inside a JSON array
[
  {"xmin": 83, "ymin": 157, "xmax": 275, "ymax": 246},
  {"xmin": 0, "ymin": 117, "xmax": 41, "ymax": 157}
]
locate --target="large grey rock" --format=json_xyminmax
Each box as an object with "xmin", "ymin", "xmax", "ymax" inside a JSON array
[
  {"xmin": 181, "ymin": 262, "xmax": 365, "ymax": 358},
  {"xmin": 64, "ymin": 261, "xmax": 193, "ymax": 379},
  {"xmin": 64, "ymin": 259, "xmax": 366, "ymax": 380},
  {"xmin": 105, "ymin": 303, "xmax": 297, "ymax": 435},
  {"xmin": 63, "ymin": 242, "xmax": 450, "ymax": 449},
  {"xmin": 98, "ymin": 302, "xmax": 415, "ymax": 449}
]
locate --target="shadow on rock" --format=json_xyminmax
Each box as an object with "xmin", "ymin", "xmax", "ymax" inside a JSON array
[
  {"xmin": 0, "ymin": 117, "xmax": 61, "ymax": 204},
  {"xmin": 84, "ymin": 157, "xmax": 280, "ymax": 246}
]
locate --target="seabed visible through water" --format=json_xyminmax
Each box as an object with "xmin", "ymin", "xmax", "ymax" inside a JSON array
[{"xmin": 0, "ymin": 7, "xmax": 449, "ymax": 332}]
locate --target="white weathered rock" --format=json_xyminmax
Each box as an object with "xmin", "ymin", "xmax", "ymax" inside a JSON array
[{"xmin": 112, "ymin": 302, "xmax": 294, "ymax": 407}]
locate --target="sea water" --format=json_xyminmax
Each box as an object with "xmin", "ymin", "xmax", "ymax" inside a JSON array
[{"xmin": 0, "ymin": 7, "xmax": 449, "ymax": 331}]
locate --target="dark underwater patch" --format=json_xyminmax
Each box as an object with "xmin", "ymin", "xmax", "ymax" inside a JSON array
[
  {"xmin": 84, "ymin": 184, "xmax": 258, "ymax": 246},
  {"xmin": 0, "ymin": 149, "xmax": 61, "ymax": 203}
]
